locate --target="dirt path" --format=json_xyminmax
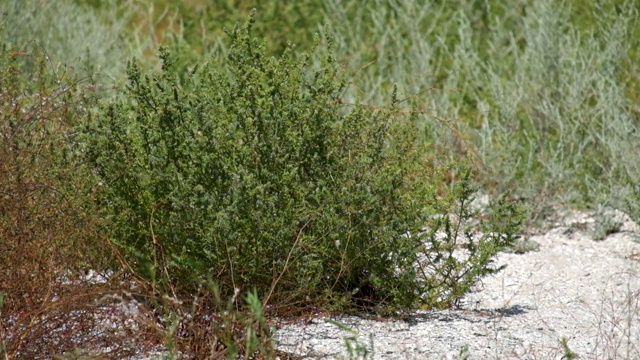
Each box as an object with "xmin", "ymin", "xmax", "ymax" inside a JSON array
[{"xmin": 276, "ymin": 209, "xmax": 640, "ymax": 359}]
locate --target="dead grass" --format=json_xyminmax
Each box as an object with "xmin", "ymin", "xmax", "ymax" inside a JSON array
[{"xmin": 0, "ymin": 51, "xmax": 162, "ymax": 359}]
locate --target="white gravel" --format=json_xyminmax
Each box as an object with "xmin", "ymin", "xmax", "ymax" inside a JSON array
[
  {"xmin": 71, "ymin": 208, "xmax": 639, "ymax": 359},
  {"xmin": 275, "ymin": 209, "xmax": 640, "ymax": 359}
]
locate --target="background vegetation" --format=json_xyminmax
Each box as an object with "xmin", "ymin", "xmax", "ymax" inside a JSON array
[
  {"xmin": 52, "ymin": 0, "xmax": 640, "ymax": 220},
  {"xmin": 0, "ymin": 0, "xmax": 638, "ymax": 358}
]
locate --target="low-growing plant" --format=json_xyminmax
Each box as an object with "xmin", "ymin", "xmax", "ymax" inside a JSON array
[
  {"xmin": 417, "ymin": 171, "xmax": 525, "ymax": 308},
  {"xmin": 508, "ymin": 238, "xmax": 541, "ymax": 254},
  {"xmin": 326, "ymin": 319, "xmax": 374, "ymax": 360},
  {"xmin": 590, "ymin": 205, "xmax": 625, "ymax": 241},
  {"xmin": 559, "ymin": 336, "xmax": 579, "ymax": 360},
  {"xmin": 81, "ymin": 13, "xmax": 523, "ymax": 316},
  {"xmin": 145, "ymin": 279, "xmax": 278, "ymax": 359}
]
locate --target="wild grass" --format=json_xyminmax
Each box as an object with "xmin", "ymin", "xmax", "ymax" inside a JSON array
[
  {"xmin": 0, "ymin": 0, "xmax": 148, "ymax": 83},
  {"xmin": 99, "ymin": 0, "xmax": 640, "ymax": 225},
  {"xmin": 318, "ymin": 0, "xmax": 640, "ymax": 224}
]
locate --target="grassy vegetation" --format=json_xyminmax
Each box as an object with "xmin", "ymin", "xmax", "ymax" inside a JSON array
[
  {"xmin": 318, "ymin": 0, "xmax": 640, "ymax": 221},
  {"xmin": 0, "ymin": 0, "xmax": 638, "ymax": 358},
  {"xmin": 94, "ymin": 0, "xmax": 640, "ymax": 220},
  {"xmin": 0, "ymin": 0, "xmax": 148, "ymax": 83}
]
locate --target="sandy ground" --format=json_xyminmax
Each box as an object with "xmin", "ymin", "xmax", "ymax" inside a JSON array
[{"xmin": 275, "ymin": 209, "xmax": 640, "ymax": 359}]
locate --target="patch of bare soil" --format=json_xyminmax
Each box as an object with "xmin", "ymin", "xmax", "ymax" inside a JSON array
[{"xmin": 275, "ymin": 209, "xmax": 640, "ymax": 359}]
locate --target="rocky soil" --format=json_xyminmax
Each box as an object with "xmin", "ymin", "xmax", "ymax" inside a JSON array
[{"xmin": 275, "ymin": 209, "xmax": 640, "ymax": 359}]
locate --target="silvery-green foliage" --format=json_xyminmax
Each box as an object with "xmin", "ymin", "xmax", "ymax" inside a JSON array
[{"xmin": 0, "ymin": 0, "xmax": 144, "ymax": 81}]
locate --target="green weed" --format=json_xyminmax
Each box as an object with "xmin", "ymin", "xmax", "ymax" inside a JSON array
[{"xmin": 81, "ymin": 14, "xmax": 523, "ymax": 317}]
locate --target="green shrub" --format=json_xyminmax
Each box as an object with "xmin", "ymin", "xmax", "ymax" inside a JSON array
[{"xmin": 82, "ymin": 14, "xmax": 524, "ymax": 312}]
